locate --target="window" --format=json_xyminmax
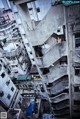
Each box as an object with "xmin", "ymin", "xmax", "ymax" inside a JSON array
[
  {"xmin": 75, "ymin": 33, "xmax": 80, "ymax": 48},
  {"xmin": 74, "ymin": 86, "xmax": 80, "ymax": 92},
  {"xmin": 41, "ymin": 68, "xmax": 49, "ymax": 75},
  {"xmin": 7, "ymin": 94, "xmax": 11, "ymax": 100},
  {"xmin": 40, "ymin": 85, "xmax": 45, "ymax": 92},
  {"xmin": 16, "ymin": 44, "xmax": 19, "ymax": 46},
  {"xmin": 34, "ymin": 46, "xmax": 43, "ymax": 57},
  {"xmin": 30, "ymin": 52, "xmax": 32, "ymax": 54},
  {"xmin": 26, "ymin": 43, "xmax": 29, "ymax": 47},
  {"xmin": 36, "ymin": 8, "xmax": 40, "ymax": 12},
  {"xmin": 18, "ymin": 101, "xmax": 21, "ymax": 107},
  {"xmin": 29, "ymin": 8, "xmax": 33, "ymax": 11},
  {"xmin": 11, "ymin": 87, "xmax": 14, "ymax": 92},
  {"xmin": 1, "ymin": 72, "xmax": 5, "ymax": 78},
  {"xmin": 6, "ymin": 80, "xmax": 10, "ymax": 86},
  {"xmin": 32, "ymin": 59, "xmax": 35, "ymax": 61},
  {"xmin": 15, "ymin": 71, "xmax": 18, "ymax": 73},
  {"xmin": 8, "ymin": 69, "xmax": 11, "ymax": 74},
  {"xmin": 60, "ymin": 56, "xmax": 67, "ymax": 65},
  {"xmin": 74, "ymin": 100, "xmax": 80, "ymax": 105},
  {"xmin": 57, "ymin": 29, "xmax": 60, "ymax": 32},
  {"xmin": 75, "ymin": 69, "xmax": 80, "ymax": 76},
  {"xmin": 19, "ymin": 97, "xmax": 22, "ymax": 101},
  {"xmin": 0, "ymin": 91, "xmax": 4, "ymax": 97}
]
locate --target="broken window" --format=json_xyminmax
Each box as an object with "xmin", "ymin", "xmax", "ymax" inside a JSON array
[{"xmin": 75, "ymin": 33, "xmax": 80, "ymax": 48}]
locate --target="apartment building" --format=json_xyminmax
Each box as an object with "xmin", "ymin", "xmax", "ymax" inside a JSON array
[
  {"xmin": 0, "ymin": 58, "xmax": 22, "ymax": 109},
  {"xmin": 0, "ymin": 1, "xmax": 47, "ymax": 117},
  {"xmin": 0, "ymin": 1, "xmax": 26, "ymax": 112}
]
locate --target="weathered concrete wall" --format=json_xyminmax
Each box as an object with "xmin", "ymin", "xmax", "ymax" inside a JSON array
[
  {"xmin": 0, "ymin": 61, "xmax": 17, "ymax": 107},
  {"xmin": 37, "ymin": 41, "xmax": 67, "ymax": 67},
  {"xmin": 27, "ymin": 4, "xmax": 64, "ymax": 46},
  {"xmin": 50, "ymin": 76, "xmax": 68, "ymax": 94}
]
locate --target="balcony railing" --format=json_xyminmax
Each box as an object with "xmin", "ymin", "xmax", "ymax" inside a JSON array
[
  {"xmin": 51, "ymin": 86, "xmax": 69, "ymax": 95},
  {"xmin": 52, "ymin": 100, "xmax": 69, "ymax": 110},
  {"xmin": 37, "ymin": 41, "xmax": 67, "ymax": 67},
  {"xmin": 51, "ymin": 93, "xmax": 69, "ymax": 103},
  {"xmin": 43, "ymin": 65, "xmax": 68, "ymax": 83},
  {"xmin": 0, "ymin": 21, "xmax": 16, "ymax": 32}
]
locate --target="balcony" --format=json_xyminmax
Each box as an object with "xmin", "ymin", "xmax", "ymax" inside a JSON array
[
  {"xmin": 51, "ymin": 86, "xmax": 69, "ymax": 96},
  {"xmin": 43, "ymin": 65, "xmax": 68, "ymax": 83},
  {"xmin": 54, "ymin": 108, "xmax": 70, "ymax": 116},
  {"xmin": 52, "ymin": 100, "xmax": 69, "ymax": 110},
  {"xmin": 0, "ymin": 21, "xmax": 16, "ymax": 32},
  {"xmin": 54, "ymin": 109, "xmax": 69, "ymax": 117},
  {"xmin": 49, "ymin": 65, "xmax": 68, "ymax": 82},
  {"xmin": 37, "ymin": 41, "xmax": 67, "ymax": 67},
  {"xmin": 51, "ymin": 93, "xmax": 69, "ymax": 103},
  {"xmin": 49, "ymin": 76, "xmax": 68, "ymax": 94}
]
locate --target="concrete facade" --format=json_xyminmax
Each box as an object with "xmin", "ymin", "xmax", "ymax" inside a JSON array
[{"xmin": 11, "ymin": 1, "xmax": 80, "ymax": 118}]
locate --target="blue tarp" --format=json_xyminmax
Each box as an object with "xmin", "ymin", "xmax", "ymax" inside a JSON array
[{"xmin": 26, "ymin": 101, "xmax": 35, "ymax": 116}]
